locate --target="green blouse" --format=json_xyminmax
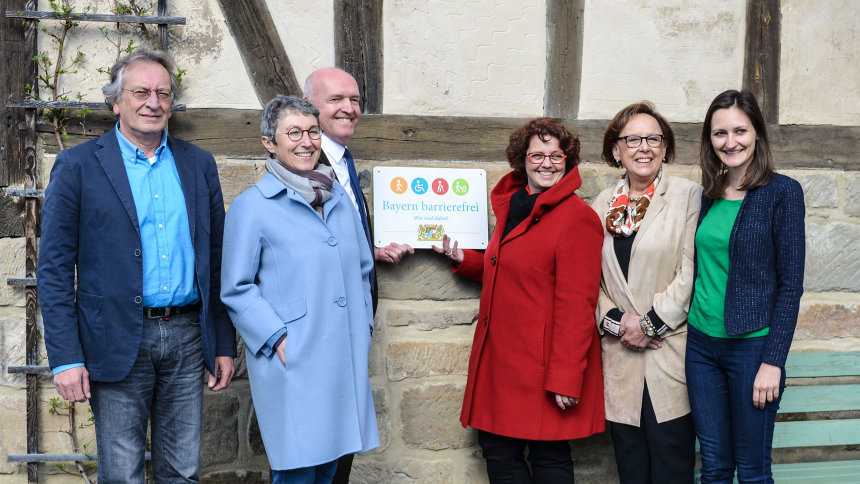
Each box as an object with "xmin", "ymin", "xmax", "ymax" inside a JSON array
[{"xmin": 689, "ymin": 198, "xmax": 769, "ymax": 338}]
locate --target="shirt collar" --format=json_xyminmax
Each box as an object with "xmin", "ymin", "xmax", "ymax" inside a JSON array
[
  {"xmin": 321, "ymin": 133, "xmax": 346, "ymax": 165},
  {"xmin": 115, "ymin": 122, "xmax": 168, "ymax": 164}
]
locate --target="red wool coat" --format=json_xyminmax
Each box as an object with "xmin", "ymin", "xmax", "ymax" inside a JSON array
[{"xmin": 454, "ymin": 167, "xmax": 605, "ymax": 440}]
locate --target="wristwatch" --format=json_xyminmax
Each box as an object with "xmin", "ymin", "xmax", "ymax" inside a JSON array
[{"xmin": 639, "ymin": 314, "xmax": 656, "ymax": 337}]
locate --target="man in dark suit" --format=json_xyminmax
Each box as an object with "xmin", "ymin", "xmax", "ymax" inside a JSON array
[
  {"xmin": 304, "ymin": 67, "xmax": 413, "ymax": 483},
  {"xmin": 37, "ymin": 47, "xmax": 235, "ymax": 483}
]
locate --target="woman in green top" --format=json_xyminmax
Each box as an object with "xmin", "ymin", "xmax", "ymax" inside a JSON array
[{"xmin": 685, "ymin": 90, "xmax": 805, "ymax": 484}]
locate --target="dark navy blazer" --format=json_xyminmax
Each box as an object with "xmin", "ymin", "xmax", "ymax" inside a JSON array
[
  {"xmin": 694, "ymin": 173, "xmax": 805, "ymax": 368},
  {"xmin": 38, "ymin": 128, "xmax": 236, "ymax": 381}
]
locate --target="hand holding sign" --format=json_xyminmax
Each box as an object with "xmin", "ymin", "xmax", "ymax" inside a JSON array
[{"xmin": 431, "ymin": 234, "xmax": 463, "ymax": 264}]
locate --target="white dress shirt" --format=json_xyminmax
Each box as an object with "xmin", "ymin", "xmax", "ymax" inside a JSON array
[{"xmin": 320, "ymin": 134, "xmax": 360, "ymax": 212}]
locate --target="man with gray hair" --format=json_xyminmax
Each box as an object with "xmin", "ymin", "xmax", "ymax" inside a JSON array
[{"xmin": 38, "ymin": 47, "xmax": 236, "ymax": 483}]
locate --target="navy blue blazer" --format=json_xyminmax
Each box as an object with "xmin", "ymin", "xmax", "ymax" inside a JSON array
[
  {"xmin": 694, "ymin": 173, "xmax": 805, "ymax": 368},
  {"xmin": 38, "ymin": 128, "xmax": 236, "ymax": 381}
]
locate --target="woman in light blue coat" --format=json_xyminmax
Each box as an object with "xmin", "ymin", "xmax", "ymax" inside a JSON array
[{"xmin": 221, "ymin": 95, "xmax": 378, "ymax": 484}]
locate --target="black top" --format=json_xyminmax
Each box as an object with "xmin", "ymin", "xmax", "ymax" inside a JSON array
[
  {"xmin": 503, "ymin": 184, "xmax": 539, "ymax": 239},
  {"xmin": 606, "ymin": 230, "xmax": 668, "ymax": 335}
]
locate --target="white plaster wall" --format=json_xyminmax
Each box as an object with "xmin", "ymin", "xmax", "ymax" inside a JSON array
[
  {"xmin": 267, "ymin": 0, "xmax": 335, "ymax": 88},
  {"xmin": 579, "ymin": 0, "xmax": 745, "ymax": 122},
  {"xmin": 383, "ymin": 0, "xmax": 546, "ymax": 117},
  {"xmin": 38, "ymin": 0, "xmax": 260, "ymax": 110},
  {"xmin": 780, "ymin": 0, "xmax": 859, "ymax": 125}
]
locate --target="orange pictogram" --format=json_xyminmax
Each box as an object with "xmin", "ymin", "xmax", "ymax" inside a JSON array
[{"xmin": 390, "ymin": 177, "xmax": 408, "ymax": 194}]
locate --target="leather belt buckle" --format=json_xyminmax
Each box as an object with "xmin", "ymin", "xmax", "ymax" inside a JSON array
[{"xmin": 144, "ymin": 307, "xmax": 170, "ymax": 319}]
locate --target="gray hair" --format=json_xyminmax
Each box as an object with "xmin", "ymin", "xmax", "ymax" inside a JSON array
[
  {"xmin": 260, "ymin": 95, "xmax": 320, "ymax": 142},
  {"xmin": 102, "ymin": 46, "xmax": 182, "ymax": 109}
]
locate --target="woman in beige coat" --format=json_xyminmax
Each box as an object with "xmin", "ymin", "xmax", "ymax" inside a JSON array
[{"xmin": 592, "ymin": 102, "xmax": 701, "ymax": 484}]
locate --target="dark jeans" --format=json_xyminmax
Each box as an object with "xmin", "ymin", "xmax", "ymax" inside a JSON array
[
  {"xmin": 89, "ymin": 313, "xmax": 204, "ymax": 484},
  {"xmin": 609, "ymin": 383, "xmax": 696, "ymax": 484},
  {"xmin": 685, "ymin": 326, "xmax": 785, "ymax": 484},
  {"xmin": 477, "ymin": 430, "xmax": 574, "ymax": 483},
  {"xmin": 272, "ymin": 459, "xmax": 338, "ymax": 484}
]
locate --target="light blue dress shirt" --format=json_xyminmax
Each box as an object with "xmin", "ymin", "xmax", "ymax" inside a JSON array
[{"xmin": 115, "ymin": 125, "xmax": 198, "ymax": 308}]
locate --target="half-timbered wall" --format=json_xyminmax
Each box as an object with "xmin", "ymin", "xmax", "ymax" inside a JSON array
[{"xmin": 1, "ymin": 1, "xmax": 858, "ymax": 482}]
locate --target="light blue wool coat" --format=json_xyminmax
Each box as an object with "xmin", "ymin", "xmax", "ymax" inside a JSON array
[{"xmin": 221, "ymin": 171, "xmax": 379, "ymax": 470}]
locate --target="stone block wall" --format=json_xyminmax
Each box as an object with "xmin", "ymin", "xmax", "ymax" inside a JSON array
[{"xmin": 1, "ymin": 152, "xmax": 858, "ymax": 483}]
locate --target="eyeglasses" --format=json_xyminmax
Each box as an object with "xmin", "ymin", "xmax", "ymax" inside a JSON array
[
  {"xmin": 124, "ymin": 88, "xmax": 174, "ymax": 102},
  {"xmin": 617, "ymin": 134, "xmax": 664, "ymax": 149},
  {"xmin": 281, "ymin": 128, "xmax": 322, "ymax": 141},
  {"xmin": 526, "ymin": 152, "xmax": 567, "ymax": 164}
]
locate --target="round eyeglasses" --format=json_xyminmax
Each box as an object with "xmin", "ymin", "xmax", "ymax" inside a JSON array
[
  {"xmin": 526, "ymin": 152, "xmax": 567, "ymax": 164},
  {"xmin": 282, "ymin": 128, "xmax": 322, "ymax": 141},
  {"xmin": 617, "ymin": 134, "xmax": 664, "ymax": 149}
]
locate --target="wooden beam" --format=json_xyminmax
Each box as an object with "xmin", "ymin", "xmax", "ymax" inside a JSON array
[
  {"xmin": 1, "ymin": 1, "xmax": 37, "ymax": 186},
  {"xmin": 43, "ymin": 110, "xmax": 860, "ymax": 171},
  {"xmin": 20, "ymin": 4, "xmax": 40, "ymax": 481},
  {"xmin": 4, "ymin": 10, "xmax": 186, "ymax": 25},
  {"xmin": 545, "ymin": 0, "xmax": 584, "ymax": 119},
  {"xmin": 157, "ymin": 0, "xmax": 168, "ymax": 50},
  {"xmin": 334, "ymin": 0, "xmax": 383, "ymax": 114},
  {"xmin": 743, "ymin": 0, "xmax": 781, "ymax": 123},
  {"xmin": 6, "ymin": 99, "xmax": 186, "ymax": 111},
  {"xmin": 216, "ymin": 0, "xmax": 301, "ymax": 103}
]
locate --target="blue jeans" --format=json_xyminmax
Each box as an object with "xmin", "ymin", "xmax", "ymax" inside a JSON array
[
  {"xmin": 89, "ymin": 313, "xmax": 204, "ymax": 484},
  {"xmin": 272, "ymin": 460, "xmax": 338, "ymax": 484},
  {"xmin": 685, "ymin": 326, "xmax": 785, "ymax": 484}
]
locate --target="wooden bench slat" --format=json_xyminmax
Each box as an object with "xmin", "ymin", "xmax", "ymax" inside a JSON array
[
  {"xmin": 784, "ymin": 352, "xmax": 860, "ymax": 378},
  {"xmin": 780, "ymin": 384, "xmax": 860, "ymax": 413},
  {"xmin": 772, "ymin": 460, "xmax": 860, "ymax": 483},
  {"xmin": 696, "ymin": 460, "xmax": 860, "ymax": 484},
  {"xmin": 772, "ymin": 419, "xmax": 860, "ymax": 448}
]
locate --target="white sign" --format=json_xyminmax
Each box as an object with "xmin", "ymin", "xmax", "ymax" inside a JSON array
[{"xmin": 372, "ymin": 166, "xmax": 489, "ymax": 249}]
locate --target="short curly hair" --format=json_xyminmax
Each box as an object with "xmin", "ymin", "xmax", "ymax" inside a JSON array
[
  {"xmin": 505, "ymin": 118, "xmax": 580, "ymax": 178},
  {"xmin": 601, "ymin": 101, "xmax": 675, "ymax": 168}
]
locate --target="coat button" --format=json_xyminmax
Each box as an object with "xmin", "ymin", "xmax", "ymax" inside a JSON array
[
  {"xmin": 328, "ymin": 236, "xmax": 338, "ymax": 246},
  {"xmin": 337, "ymin": 297, "xmax": 347, "ymax": 307},
  {"xmin": 491, "ymin": 256, "xmax": 496, "ymax": 265},
  {"xmin": 134, "ymin": 249, "xmax": 141, "ymax": 256},
  {"xmin": 533, "ymin": 217, "xmax": 540, "ymax": 223},
  {"xmin": 484, "ymin": 317, "xmax": 488, "ymax": 326},
  {"xmin": 134, "ymin": 295, "xmax": 142, "ymax": 304}
]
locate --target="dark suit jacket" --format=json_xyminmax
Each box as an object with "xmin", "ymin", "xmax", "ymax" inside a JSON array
[
  {"xmin": 693, "ymin": 173, "xmax": 805, "ymax": 368},
  {"xmin": 319, "ymin": 151, "xmax": 378, "ymax": 313},
  {"xmin": 37, "ymin": 128, "xmax": 236, "ymax": 381}
]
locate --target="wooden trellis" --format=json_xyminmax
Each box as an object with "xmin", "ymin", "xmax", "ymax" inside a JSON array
[{"xmin": 3, "ymin": 1, "xmax": 184, "ymax": 482}]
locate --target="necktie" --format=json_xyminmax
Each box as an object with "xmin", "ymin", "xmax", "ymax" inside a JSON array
[{"xmin": 343, "ymin": 148, "xmax": 372, "ymax": 246}]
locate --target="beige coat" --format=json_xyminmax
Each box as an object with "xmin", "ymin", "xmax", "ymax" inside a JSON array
[{"xmin": 591, "ymin": 174, "xmax": 701, "ymax": 426}]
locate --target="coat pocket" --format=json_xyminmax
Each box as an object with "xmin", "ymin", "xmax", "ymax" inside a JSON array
[{"xmin": 272, "ymin": 298, "xmax": 307, "ymax": 324}]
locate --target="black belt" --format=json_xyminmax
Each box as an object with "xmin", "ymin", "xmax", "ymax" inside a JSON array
[{"xmin": 143, "ymin": 303, "xmax": 200, "ymax": 320}]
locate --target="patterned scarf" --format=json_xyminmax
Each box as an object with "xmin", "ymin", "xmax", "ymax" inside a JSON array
[
  {"xmin": 604, "ymin": 168, "xmax": 662, "ymax": 237},
  {"xmin": 265, "ymin": 157, "xmax": 335, "ymax": 218}
]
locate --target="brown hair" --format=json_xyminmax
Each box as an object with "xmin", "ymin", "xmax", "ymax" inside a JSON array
[
  {"xmin": 699, "ymin": 89, "xmax": 774, "ymax": 198},
  {"xmin": 601, "ymin": 101, "xmax": 675, "ymax": 168},
  {"xmin": 505, "ymin": 117, "xmax": 580, "ymax": 178}
]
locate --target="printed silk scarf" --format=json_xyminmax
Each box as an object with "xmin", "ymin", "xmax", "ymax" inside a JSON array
[{"xmin": 604, "ymin": 168, "xmax": 662, "ymax": 237}]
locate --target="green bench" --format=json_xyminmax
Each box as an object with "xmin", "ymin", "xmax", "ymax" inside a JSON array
[{"xmin": 695, "ymin": 351, "xmax": 860, "ymax": 484}]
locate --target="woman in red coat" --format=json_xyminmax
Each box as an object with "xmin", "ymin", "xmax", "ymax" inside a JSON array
[{"xmin": 434, "ymin": 118, "xmax": 605, "ymax": 483}]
